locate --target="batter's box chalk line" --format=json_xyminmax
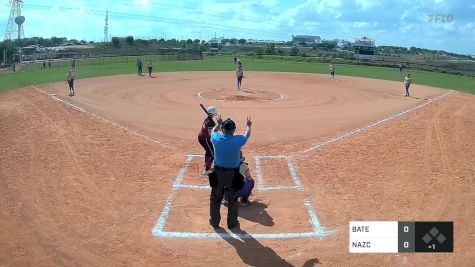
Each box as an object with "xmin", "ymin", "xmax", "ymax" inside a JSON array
[
  {"xmin": 152, "ymin": 194, "xmax": 331, "ymax": 239},
  {"xmin": 154, "ymin": 154, "xmax": 331, "ymax": 239},
  {"xmin": 172, "ymin": 154, "xmax": 303, "ymax": 191}
]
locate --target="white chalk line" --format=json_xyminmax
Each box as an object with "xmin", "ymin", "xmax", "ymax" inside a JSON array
[
  {"xmin": 32, "ymin": 85, "xmax": 87, "ymax": 112},
  {"xmin": 172, "ymin": 155, "xmax": 195, "ymax": 190},
  {"xmin": 255, "ymin": 156, "xmax": 265, "ymax": 190},
  {"xmin": 175, "ymin": 154, "xmax": 302, "ymax": 190},
  {"xmin": 255, "ymin": 155, "xmax": 303, "ymax": 190},
  {"xmin": 302, "ymin": 90, "xmax": 454, "ymax": 154},
  {"xmin": 49, "ymin": 94, "xmax": 87, "ymax": 112},
  {"xmin": 153, "ymin": 154, "xmax": 329, "ymax": 239},
  {"xmin": 152, "ymin": 194, "xmax": 174, "ymax": 233},
  {"xmin": 152, "ymin": 196, "xmax": 329, "ymax": 239},
  {"xmin": 175, "ymin": 155, "xmax": 304, "ymax": 191},
  {"xmin": 30, "ymin": 85, "xmax": 172, "ymax": 148}
]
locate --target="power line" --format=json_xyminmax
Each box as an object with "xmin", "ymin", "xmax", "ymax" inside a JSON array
[{"xmin": 23, "ymin": 3, "xmax": 328, "ymax": 40}]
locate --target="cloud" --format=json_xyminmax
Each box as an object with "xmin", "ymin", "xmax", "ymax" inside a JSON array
[
  {"xmin": 133, "ymin": 0, "xmax": 150, "ymax": 9},
  {"xmin": 0, "ymin": 0, "xmax": 472, "ymax": 54},
  {"xmin": 354, "ymin": 0, "xmax": 379, "ymax": 10}
]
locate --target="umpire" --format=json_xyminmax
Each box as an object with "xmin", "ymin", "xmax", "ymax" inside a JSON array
[{"xmin": 209, "ymin": 115, "xmax": 252, "ymax": 229}]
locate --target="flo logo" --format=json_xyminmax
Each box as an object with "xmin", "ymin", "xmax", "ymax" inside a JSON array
[{"xmin": 428, "ymin": 14, "xmax": 454, "ymax": 23}]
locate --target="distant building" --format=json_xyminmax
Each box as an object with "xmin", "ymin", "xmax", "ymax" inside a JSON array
[
  {"xmin": 21, "ymin": 45, "xmax": 40, "ymax": 55},
  {"xmin": 354, "ymin": 36, "xmax": 375, "ymax": 60},
  {"xmin": 292, "ymin": 35, "xmax": 321, "ymax": 45},
  {"xmin": 247, "ymin": 39, "xmax": 285, "ymax": 45}
]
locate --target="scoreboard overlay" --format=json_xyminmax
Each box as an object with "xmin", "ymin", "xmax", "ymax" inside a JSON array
[{"xmin": 349, "ymin": 221, "xmax": 453, "ymax": 253}]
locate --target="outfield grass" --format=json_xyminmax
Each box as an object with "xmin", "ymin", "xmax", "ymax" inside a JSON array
[{"xmin": 1, "ymin": 55, "xmax": 474, "ymax": 94}]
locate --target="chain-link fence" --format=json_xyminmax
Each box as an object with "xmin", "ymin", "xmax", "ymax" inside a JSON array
[{"xmin": 0, "ymin": 52, "xmax": 203, "ymax": 75}]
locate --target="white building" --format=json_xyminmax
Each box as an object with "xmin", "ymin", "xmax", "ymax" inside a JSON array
[{"xmin": 292, "ymin": 35, "xmax": 321, "ymax": 45}]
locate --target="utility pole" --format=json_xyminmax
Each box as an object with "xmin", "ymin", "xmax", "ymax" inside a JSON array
[{"xmin": 4, "ymin": 0, "xmax": 25, "ymax": 41}]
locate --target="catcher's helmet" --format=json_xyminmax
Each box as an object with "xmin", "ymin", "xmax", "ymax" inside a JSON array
[{"xmin": 207, "ymin": 106, "xmax": 218, "ymax": 116}]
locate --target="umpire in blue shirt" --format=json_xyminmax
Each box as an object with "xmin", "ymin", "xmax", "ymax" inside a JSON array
[{"xmin": 209, "ymin": 115, "xmax": 252, "ymax": 229}]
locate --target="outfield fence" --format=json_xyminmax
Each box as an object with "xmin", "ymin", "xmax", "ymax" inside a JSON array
[
  {"xmin": 203, "ymin": 52, "xmax": 475, "ymax": 77},
  {"xmin": 0, "ymin": 52, "xmax": 203, "ymax": 75}
]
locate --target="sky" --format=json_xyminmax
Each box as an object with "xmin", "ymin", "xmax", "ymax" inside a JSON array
[{"xmin": 0, "ymin": 0, "xmax": 474, "ymax": 54}]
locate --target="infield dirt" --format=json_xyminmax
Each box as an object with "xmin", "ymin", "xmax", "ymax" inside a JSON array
[{"xmin": 1, "ymin": 72, "xmax": 473, "ymax": 266}]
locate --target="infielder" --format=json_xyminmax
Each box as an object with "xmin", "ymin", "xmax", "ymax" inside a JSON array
[
  {"xmin": 404, "ymin": 73, "xmax": 411, "ymax": 97},
  {"xmin": 198, "ymin": 106, "xmax": 218, "ymax": 176},
  {"xmin": 236, "ymin": 61, "xmax": 244, "ymax": 90},
  {"xmin": 66, "ymin": 70, "xmax": 75, "ymax": 96},
  {"xmin": 329, "ymin": 63, "xmax": 336, "ymax": 79},
  {"xmin": 136, "ymin": 58, "xmax": 143, "ymax": 76},
  {"xmin": 147, "ymin": 60, "xmax": 153, "ymax": 78}
]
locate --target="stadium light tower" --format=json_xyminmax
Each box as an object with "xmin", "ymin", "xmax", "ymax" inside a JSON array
[{"xmin": 4, "ymin": 0, "xmax": 25, "ymax": 41}]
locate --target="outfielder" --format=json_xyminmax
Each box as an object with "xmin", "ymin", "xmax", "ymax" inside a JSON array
[{"xmin": 198, "ymin": 106, "xmax": 218, "ymax": 175}]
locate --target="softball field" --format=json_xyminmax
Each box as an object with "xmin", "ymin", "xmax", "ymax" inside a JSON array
[{"xmin": 0, "ymin": 71, "xmax": 474, "ymax": 266}]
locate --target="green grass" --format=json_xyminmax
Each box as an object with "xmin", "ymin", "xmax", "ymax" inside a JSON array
[{"xmin": 1, "ymin": 55, "xmax": 474, "ymax": 94}]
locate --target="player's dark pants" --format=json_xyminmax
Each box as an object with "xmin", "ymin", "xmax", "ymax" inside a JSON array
[
  {"xmin": 198, "ymin": 137, "xmax": 214, "ymax": 171},
  {"xmin": 210, "ymin": 168, "xmax": 239, "ymax": 228},
  {"xmin": 237, "ymin": 76, "xmax": 243, "ymax": 89},
  {"xmin": 68, "ymin": 80, "xmax": 74, "ymax": 95},
  {"xmin": 331, "ymin": 71, "xmax": 335, "ymax": 78},
  {"xmin": 405, "ymin": 84, "xmax": 410, "ymax": 96},
  {"xmin": 138, "ymin": 66, "xmax": 143, "ymax": 75},
  {"xmin": 148, "ymin": 67, "xmax": 152, "ymax": 77}
]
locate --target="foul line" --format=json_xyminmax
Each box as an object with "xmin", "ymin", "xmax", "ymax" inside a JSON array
[
  {"xmin": 30, "ymin": 85, "xmax": 171, "ymax": 148},
  {"xmin": 302, "ymin": 90, "xmax": 454, "ymax": 154},
  {"xmin": 31, "ymin": 86, "xmax": 86, "ymax": 113}
]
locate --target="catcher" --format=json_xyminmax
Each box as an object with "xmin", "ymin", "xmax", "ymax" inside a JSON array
[{"xmin": 223, "ymin": 151, "xmax": 254, "ymax": 206}]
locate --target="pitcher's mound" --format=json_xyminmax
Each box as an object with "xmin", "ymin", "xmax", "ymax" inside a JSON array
[{"xmin": 198, "ymin": 88, "xmax": 283, "ymax": 101}]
